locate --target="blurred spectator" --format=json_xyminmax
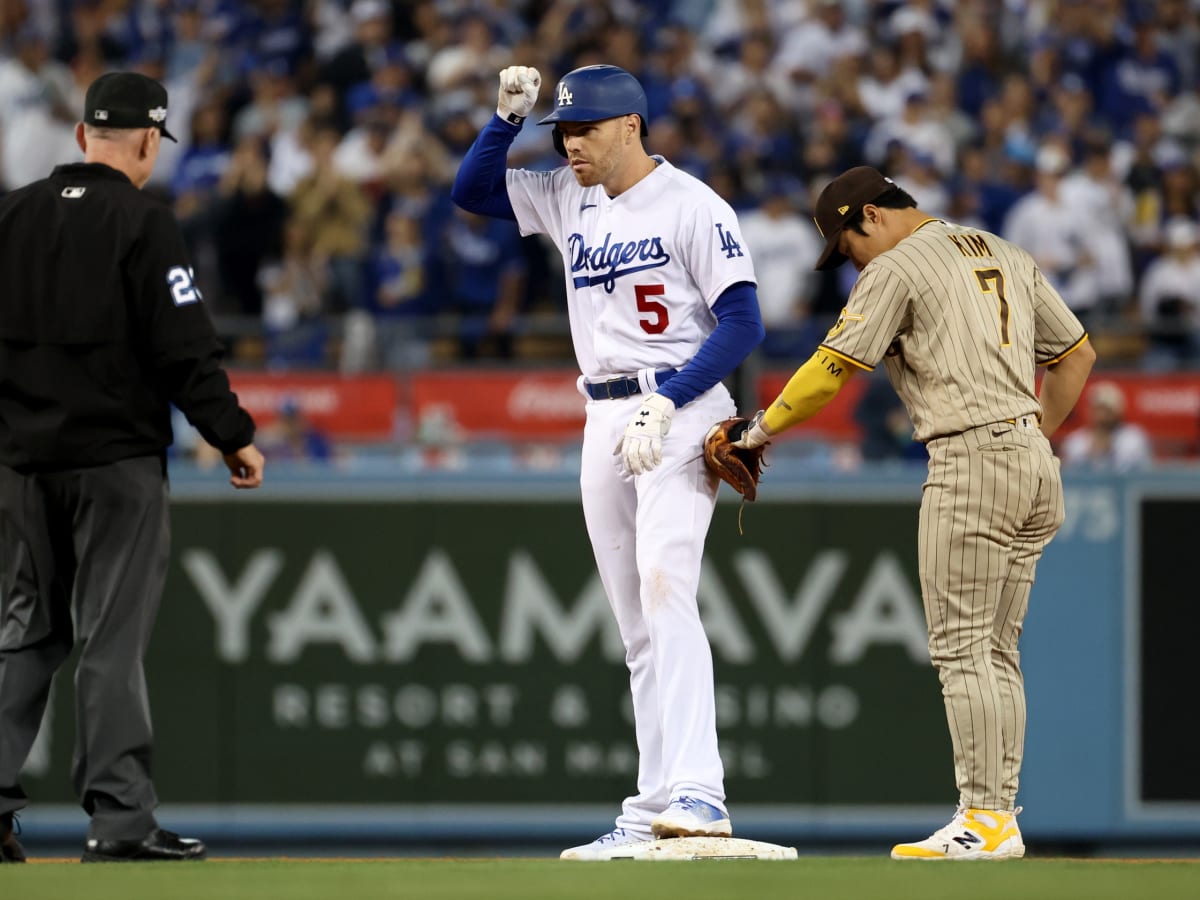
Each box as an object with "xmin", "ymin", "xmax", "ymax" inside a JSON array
[
  {"xmin": 365, "ymin": 206, "xmax": 433, "ymax": 369},
  {"xmin": 245, "ymin": 0, "xmax": 313, "ymax": 78},
  {"xmin": 258, "ymin": 397, "xmax": 333, "ymax": 463},
  {"xmin": 1155, "ymin": 0, "xmax": 1200, "ymax": 91},
  {"xmin": 1003, "ymin": 142, "xmax": 1098, "ymax": 324},
  {"xmin": 1119, "ymin": 112, "xmax": 1172, "ymax": 271},
  {"xmin": 864, "ymin": 89, "xmax": 954, "ymax": 176},
  {"xmin": 434, "ymin": 208, "xmax": 526, "ymax": 359},
  {"xmin": 0, "ymin": 22, "xmax": 76, "ymax": 190},
  {"xmin": 1059, "ymin": 137, "xmax": 1135, "ymax": 320},
  {"xmin": 1060, "ymin": 382, "xmax": 1153, "ymax": 471},
  {"xmin": 1138, "ymin": 217, "xmax": 1200, "ymax": 369},
  {"xmin": 232, "ymin": 53, "xmax": 308, "ymax": 143},
  {"xmin": 172, "ymin": 101, "xmax": 231, "ymax": 220},
  {"xmin": 334, "ymin": 107, "xmax": 393, "ymax": 197},
  {"xmin": 853, "ymin": 372, "xmax": 927, "ymax": 464},
  {"xmin": 1159, "ymin": 155, "xmax": 1200, "ymax": 223},
  {"xmin": 165, "ymin": 2, "xmax": 210, "ymax": 83},
  {"xmin": 1094, "ymin": 13, "xmax": 1180, "ymax": 135},
  {"xmin": 927, "ymin": 71, "xmax": 974, "ymax": 149},
  {"xmin": 738, "ymin": 175, "xmax": 821, "ymax": 359},
  {"xmin": 318, "ymin": 0, "xmax": 396, "ymax": 129},
  {"xmin": 775, "ymin": 0, "xmax": 867, "ymax": 82},
  {"xmin": 708, "ymin": 29, "xmax": 790, "ymax": 112},
  {"xmin": 259, "ymin": 221, "xmax": 329, "ymax": 369},
  {"xmin": 212, "ymin": 136, "xmax": 288, "ymax": 318},
  {"xmin": 955, "ymin": 16, "xmax": 1002, "ymax": 118},
  {"xmin": 56, "ymin": 0, "xmax": 128, "ymax": 64},
  {"xmin": 290, "ymin": 122, "xmax": 372, "ymax": 312},
  {"xmin": 344, "ymin": 44, "xmax": 415, "ymax": 125},
  {"xmin": 425, "ymin": 11, "xmax": 510, "ymax": 94},
  {"xmin": 896, "ymin": 148, "xmax": 950, "ymax": 218}
]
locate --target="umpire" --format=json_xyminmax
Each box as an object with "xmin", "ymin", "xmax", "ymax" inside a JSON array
[{"xmin": 0, "ymin": 72, "xmax": 264, "ymax": 863}]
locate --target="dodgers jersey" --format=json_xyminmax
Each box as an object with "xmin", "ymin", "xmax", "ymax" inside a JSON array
[{"xmin": 506, "ymin": 159, "xmax": 757, "ymax": 379}]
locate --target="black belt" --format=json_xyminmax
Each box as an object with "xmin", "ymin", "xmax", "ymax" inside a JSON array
[{"xmin": 585, "ymin": 368, "xmax": 678, "ymax": 400}]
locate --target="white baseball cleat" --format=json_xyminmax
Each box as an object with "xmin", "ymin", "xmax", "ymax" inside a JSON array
[
  {"xmin": 560, "ymin": 827, "xmax": 654, "ymax": 861},
  {"xmin": 650, "ymin": 796, "xmax": 732, "ymax": 839},
  {"xmin": 891, "ymin": 807, "xmax": 1025, "ymax": 861}
]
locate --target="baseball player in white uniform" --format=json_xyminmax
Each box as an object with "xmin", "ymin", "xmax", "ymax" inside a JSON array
[{"xmin": 451, "ymin": 64, "xmax": 765, "ymax": 859}]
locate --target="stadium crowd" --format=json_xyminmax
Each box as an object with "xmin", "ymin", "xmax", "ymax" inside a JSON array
[{"xmin": 1, "ymin": 0, "xmax": 1198, "ymax": 378}]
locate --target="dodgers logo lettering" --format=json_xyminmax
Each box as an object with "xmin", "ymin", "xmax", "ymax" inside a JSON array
[
  {"xmin": 557, "ymin": 83, "xmax": 573, "ymax": 106},
  {"xmin": 716, "ymin": 223, "xmax": 743, "ymax": 259},
  {"xmin": 568, "ymin": 232, "xmax": 671, "ymax": 293}
]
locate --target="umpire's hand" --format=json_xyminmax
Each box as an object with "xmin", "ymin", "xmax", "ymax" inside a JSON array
[{"xmin": 224, "ymin": 443, "xmax": 265, "ymax": 489}]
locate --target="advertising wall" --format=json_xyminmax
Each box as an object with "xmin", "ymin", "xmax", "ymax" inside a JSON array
[{"xmin": 15, "ymin": 471, "xmax": 1200, "ymax": 844}]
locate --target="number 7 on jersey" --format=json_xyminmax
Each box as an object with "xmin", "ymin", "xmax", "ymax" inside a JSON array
[{"xmin": 974, "ymin": 267, "xmax": 1010, "ymax": 347}]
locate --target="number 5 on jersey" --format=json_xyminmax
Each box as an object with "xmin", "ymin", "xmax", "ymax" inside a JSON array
[{"xmin": 635, "ymin": 284, "xmax": 669, "ymax": 334}]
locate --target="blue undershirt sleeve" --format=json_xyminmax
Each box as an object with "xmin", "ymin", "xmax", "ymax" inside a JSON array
[
  {"xmin": 655, "ymin": 281, "xmax": 765, "ymax": 408},
  {"xmin": 450, "ymin": 114, "xmax": 520, "ymax": 221}
]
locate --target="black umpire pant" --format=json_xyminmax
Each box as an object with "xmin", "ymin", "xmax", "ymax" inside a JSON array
[{"xmin": 0, "ymin": 455, "xmax": 168, "ymax": 840}]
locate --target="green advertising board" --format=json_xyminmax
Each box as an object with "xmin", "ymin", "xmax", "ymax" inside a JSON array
[{"xmin": 20, "ymin": 495, "xmax": 950, "ymax": 810}]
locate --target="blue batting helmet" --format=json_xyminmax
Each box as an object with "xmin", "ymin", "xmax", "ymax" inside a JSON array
[{"xmin": 538, "ymin": 65, "xmax": 648, "ymax": 157}]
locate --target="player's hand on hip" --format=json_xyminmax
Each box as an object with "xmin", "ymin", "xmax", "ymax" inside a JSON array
[
  {"xmin": 734, "ymin": 410, "xmax": 772, "ymax": 450},
  {"xmin": 615, "ymin": 393, "xmax": 675, "ymax": 476},
  {"xmin": 497, "ymin": 65, "xmax": 541, "ymax": 123}
]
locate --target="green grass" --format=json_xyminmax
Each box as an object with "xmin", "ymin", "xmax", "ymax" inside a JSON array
[{"xmin": 4, "ymin": 857, "xmax": 1198, "ymax": 900}]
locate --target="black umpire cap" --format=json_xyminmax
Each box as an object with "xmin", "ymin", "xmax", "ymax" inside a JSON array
[
  {"xmin": 84, "ymin": 72, "xmax": 178, "ymax": 143},
  {"xmin": 812, "ymin": 166, "xmax": 898, "ymax": 271}
]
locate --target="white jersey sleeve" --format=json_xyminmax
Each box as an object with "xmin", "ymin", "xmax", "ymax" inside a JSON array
[
  {"xmin": 506, "ymin": 167, "xmax": 572, "ymax": 243},
  {"xmin": 679, "ymin": 191, "xmax": 757, "ymax": 305}
]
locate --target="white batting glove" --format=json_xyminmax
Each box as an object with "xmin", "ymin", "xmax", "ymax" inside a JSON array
[
  {"xmin": 497, "ymin": 65, "xmax": 541, "ymax": 125},
  {"xmin": 615, "ymin": 393, "xmax": 675, "ymax": 476},
  {"xmin": 733, "ymin": 410, "xmax": 772, "ymax": 449}
]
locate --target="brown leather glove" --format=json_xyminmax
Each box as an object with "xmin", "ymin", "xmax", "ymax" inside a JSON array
[{"xmin": 703, "ymin": 417, "xmax": 767, "ymax": 502}]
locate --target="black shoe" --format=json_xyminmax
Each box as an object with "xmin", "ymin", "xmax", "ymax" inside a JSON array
[
  {"xmin": 1, "ymin": 812, "xmax": 26, "ymax": 863},
  {"xmin": 82, "ymin": 828, "xmax": 207, "ymax": 863}
]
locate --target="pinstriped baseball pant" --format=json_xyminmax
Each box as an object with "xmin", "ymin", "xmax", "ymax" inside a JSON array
[{"xmin": 919, "ymin": 420, "xmax": 1064, "ymax": 811}]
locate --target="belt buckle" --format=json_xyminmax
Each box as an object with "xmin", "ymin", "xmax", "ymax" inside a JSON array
[{"xmin": 610, "ymin": 375, "xmax": 636, "ymax": 399}]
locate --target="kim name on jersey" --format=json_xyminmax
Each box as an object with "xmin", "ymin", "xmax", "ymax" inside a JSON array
[{"xmin": 568, "ymin": 231, "xmax": 671, "ymax": 292}]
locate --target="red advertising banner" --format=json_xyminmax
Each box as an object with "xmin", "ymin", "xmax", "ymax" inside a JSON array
[
  {"xmin": 411, "ymin": 371, "xmax": 585, "ymax": 439},
  {"xmin": 755, "ymin": 372, "xmax": 868, "ymax": 442},
  {"xmin": 221, "ymin": 368, "xmax": 1200, "ymax": 457},
  {"xmin": 754, "ymin": 369, "xmax": 1200, "ymax": 457},
  {"xmin": 227, "ymin": 372, "xmax": 398, "ymax": 440},
  {"xmin": 1059, "ymin": 373, "xmax": 1200, "ymax": 455}
]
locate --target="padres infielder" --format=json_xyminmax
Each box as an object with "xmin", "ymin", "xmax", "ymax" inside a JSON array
[
  {"xmin": 733, "ymin": 167, "xmax": 1096, "ymax": 860},
  {"xmin": 451, "ymin": 65, "xmax": 764, "ymax": 859}
]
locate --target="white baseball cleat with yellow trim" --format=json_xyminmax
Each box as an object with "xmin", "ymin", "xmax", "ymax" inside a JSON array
[{"xmin": 891, "ymin": 807, "xmax": 1025, "ymax": 861}]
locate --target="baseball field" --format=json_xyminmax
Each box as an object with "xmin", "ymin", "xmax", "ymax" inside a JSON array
[{"xmin": 4, "ymin": 857, "xmax": 1199, "ymax": 900}]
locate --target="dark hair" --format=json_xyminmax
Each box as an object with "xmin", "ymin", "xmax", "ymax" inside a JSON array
[{"xmin": 844, "ymin": 186, "xmax": 918, "ymax": 235}]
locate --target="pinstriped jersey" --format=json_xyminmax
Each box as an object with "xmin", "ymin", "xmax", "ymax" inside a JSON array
[{"xmin": 819, "ymin": 219, "xmax": 1086, "ymax": 441}]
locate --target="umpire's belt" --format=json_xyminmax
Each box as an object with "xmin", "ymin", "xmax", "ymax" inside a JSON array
[{"xmin": 585, "ymin": 368, "xmax": 678, "ymax": 400}]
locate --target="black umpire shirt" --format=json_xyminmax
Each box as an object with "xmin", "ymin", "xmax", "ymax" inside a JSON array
[{"xmin": 0, "ymin": 162, "xmax": 254, "ymax": 471}]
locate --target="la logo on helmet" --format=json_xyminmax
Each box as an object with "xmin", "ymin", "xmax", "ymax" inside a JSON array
[{"xmin": 556, "ymin": 83, "xmax": 573, "ymax": 106}]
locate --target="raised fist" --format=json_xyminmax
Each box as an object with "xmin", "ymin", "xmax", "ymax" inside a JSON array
[{"xmin": 497, "ymin": 65, "xmax": 541, "ymax": 124}]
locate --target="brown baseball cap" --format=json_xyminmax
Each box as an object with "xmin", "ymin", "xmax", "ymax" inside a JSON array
[{"xmin": 812, "ymin": 166, "xmax": 897, "ymax": 270}]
